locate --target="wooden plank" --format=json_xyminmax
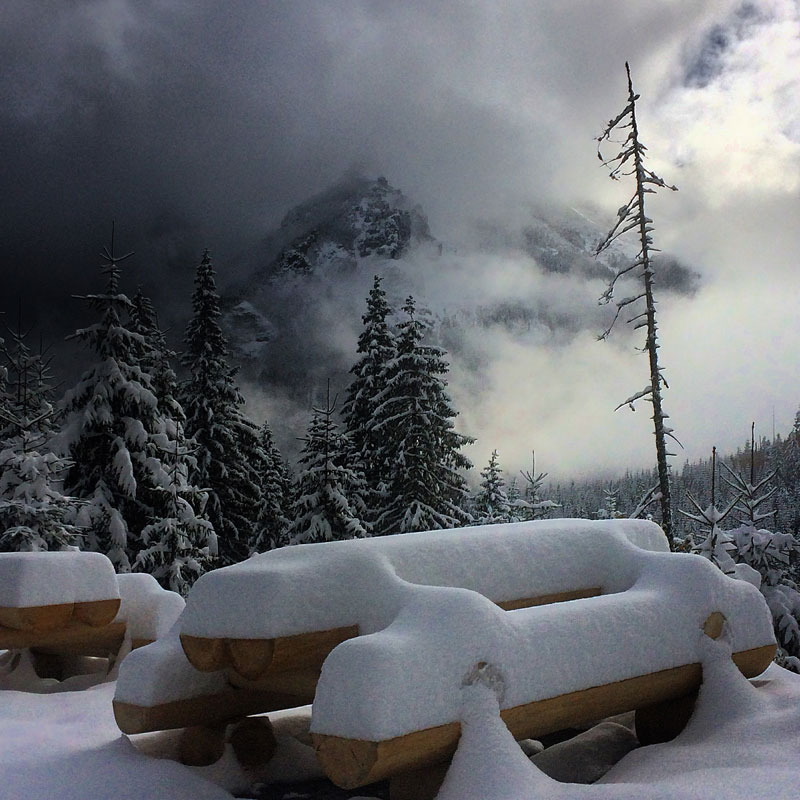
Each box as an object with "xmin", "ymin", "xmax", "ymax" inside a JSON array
[
  {"xmin": 312, "ymin": 643, "xmax": 776, "ymax": 789},
  {"xmin": 225, "ymin": 667, "xmax": 321, "ymax": 697},
  {"xmin": 113, "ymin": 684, "xmax": 318, "ymax": 735},
  {"xmin": 0, "ymin": 621, "xmax": 126, "ymax": 655},
  {"xmin": 0, "ymin": 598, "xmax": 120, "ymax": 632},
  {"xmin": 497, "ymin": 587, "xmax": 601, "ymax": 611}
]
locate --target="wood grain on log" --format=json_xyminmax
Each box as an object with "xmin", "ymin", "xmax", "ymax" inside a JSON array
[{"xmin": 312, "ymin": 643, "xmax": 776, "ymax": 789}]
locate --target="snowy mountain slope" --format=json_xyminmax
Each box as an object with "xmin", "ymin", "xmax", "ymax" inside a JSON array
[{"xmin": 220, "ymin": 175, "xmax": 699, "ymax": 407}]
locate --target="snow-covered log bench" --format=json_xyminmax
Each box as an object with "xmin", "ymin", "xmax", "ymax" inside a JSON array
[
  {"xmin": 0, "ymin": 553, "xmax": 184, "ymax": 677},
  {"xmin": 310, "ymin": 546, "xmax": 775, "ymax": 788},
  {"xmin": 115, "ymin": 519, "xmax": 665, "ymax": 738},
  {"xmin": 112, "ymin": 519, "xmax": 775, "ymax": 783}
]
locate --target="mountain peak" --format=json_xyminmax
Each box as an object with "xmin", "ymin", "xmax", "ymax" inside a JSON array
[{"xmin": 258, "ymin": 175, "xmax": 433, "ymax": 279}]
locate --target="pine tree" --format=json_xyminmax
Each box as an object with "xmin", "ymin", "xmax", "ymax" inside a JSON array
[
  {"xmin": 474, "ymin": 450, "xmax": 510, "ymax": 524},
  {"xmin": 251, "ymin": 421, "xmax": 291, "ymax": 552},
  {"xmin": 679, "ymin": 448, "xmax": 738, "ymax": 573},
  {"xmin": 596, "ymin": 62, "xmax": 679, "ymax": 548},
  {"xmin": 60, "ymin": 235, "xmax": 177, "ymax": 570},
  {"xmin": 373, "ymin": 297, "xmax": 473, "ymax": 534},
  {"xmin": 518, "ymin": 451, "xmax": 559, "ymax": 521},
  {"xmin": 0, "ymin": 319, "xmax": 82, "ymax": 552},
  {"xmin": 133, "ymin": 438, "xmax": 217, "ymax": 596},
  {"xmin": 180, "ymin": 249, "xmax": 260, "ymax": 565},
  {"xmin": 341, "ymin": 275, "xmax": 397, "ymax": 517},
  {"xmin": 288, "ymin": 392, "xmax": 370, "ymax": 544}
]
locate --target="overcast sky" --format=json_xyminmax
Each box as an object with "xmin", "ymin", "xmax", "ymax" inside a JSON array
[{"xmin": 2, "ymin": 0, "xmax": 800, "ymax": 481}]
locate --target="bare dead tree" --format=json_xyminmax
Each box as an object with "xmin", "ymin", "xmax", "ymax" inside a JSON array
[{"xmin": 596, "ymin": 62, "xmax": 679, "ymax": 548}]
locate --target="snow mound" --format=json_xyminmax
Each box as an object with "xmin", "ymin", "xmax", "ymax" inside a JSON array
[
  {"xmin": 181, "ymin": 518, "xmax": 667, "ymax": 640},
  {"xmin": 114, "ymin": 573, "xmax": 185, "ymax": 643},
  {"xmin": 0, "ymin": 551, "xmax": 119, "ymax": 608}
]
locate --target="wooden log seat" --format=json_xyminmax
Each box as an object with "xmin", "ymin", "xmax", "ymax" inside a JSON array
[
  {"xmin": 178, "ymin": 519, "xmax": 666, "ymax": 686},
  {"xmin": 0, "ymin": 551, "xmax": 121, "ymax": 632},
  {"xmin": 308, "ymin": 550, "xmax": 777, "ymax": 789}
]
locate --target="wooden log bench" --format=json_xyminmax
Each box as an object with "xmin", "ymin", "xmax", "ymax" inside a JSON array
[
  {"xmin": 0, "ymin": 551, "xmax": 123, "ymax": 676},
  {"xmin": 114, "ymin": 519, "xmax": 665, "ymax": 741},
  {"xmin": 0, "ymin": 555, "xmax": 184, "ymax": 681},
  {"xmin": 111, "ymin": 519, "xmax": 776, "ymax": 787}
]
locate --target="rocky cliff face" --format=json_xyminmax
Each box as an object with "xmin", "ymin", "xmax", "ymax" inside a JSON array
[{"xmin": 254, "ymin": 175, "xmax": 433, "ymax": 279}]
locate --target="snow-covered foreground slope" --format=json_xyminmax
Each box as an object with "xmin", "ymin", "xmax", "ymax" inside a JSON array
[
  {"xmin": 0, "ymin": 681, "xmax": 232, "ymax": 800},
  {"xmin": 1, "ymin": 662, "xmax": 799, "ymax": 799}
]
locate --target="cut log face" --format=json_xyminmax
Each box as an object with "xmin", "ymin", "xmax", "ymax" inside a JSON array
[
  {"xmin": 312, "ymin": 643, "xmax": 776, "ymax": 789},
  {"xmin": 180, "ymin": 625, "xmax": 359, "ymax": 681},
  {"xmin": 179, "ymin": 724, "xmax": 227, "ymax": 767},
  {"xmin": 72, "ymin": 598, "xmax": 121, "ymax": 627},
  {"xmin": 229, "ymin": 717, "xmax": 277, "ymax": 768},
  {"xmin": 0, "ymin": 598, "xmax": 121, "ymax": 632}
]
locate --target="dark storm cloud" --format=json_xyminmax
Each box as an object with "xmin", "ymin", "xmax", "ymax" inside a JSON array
[{"xmin": 2, "ymin": 0, "xmax": 725, "ymax": 335}]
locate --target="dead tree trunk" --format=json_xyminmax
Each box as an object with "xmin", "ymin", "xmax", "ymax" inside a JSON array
[{"xmin": 596, "ymin": 63, "xmax": 679, "ymax": 548}]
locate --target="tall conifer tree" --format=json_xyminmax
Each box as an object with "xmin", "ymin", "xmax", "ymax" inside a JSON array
[
  {"xmin": 341, "ymin": 276, "xmax": 397, "ymax": 517},
  {"xmin": 251, "ymin": 421, "xmax": 291, "ymax": 552},
  {"xmin": 61, "ymin": 235, "xmax": 179, "ymax": 570},
  {"xmin": 373, "ymin": 297, "xmax": 473, "ymax": 534},
  {"xmin": 288, "ymin": 394, "xmax": 370, "ymax": 545},
  {"xmin": 180, "ymin": 250, "xmax": 259, "ymax": 565},
  {"xmin": 596, "ymin": 62, "xmax": 679, "ymax": 547},
  {"xmin": 0, "ymin": 320, "xmax": 81, "ymax": 551}
]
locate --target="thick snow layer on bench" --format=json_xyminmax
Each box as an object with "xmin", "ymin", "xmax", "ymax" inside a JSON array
[
  {"xmin": 114, "ymin": 625, "xmax": 228, "ymax": 706},
  {"xmin": 181, "ymin": 519, "xmax": 667, "ymax": 639},
  {"xmin": 310, "ymin": 549, "xmax": 775, "ymax": 740},
  {"xmin": 0, "ymin": 551, "xmax": 119, "ymax": 608},
  {"xmin": 114, "ymin": 574, "xmax": 185, "ymax": 642}
]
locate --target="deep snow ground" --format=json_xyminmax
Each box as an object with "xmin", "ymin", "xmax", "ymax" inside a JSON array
[{"xmin": 1, "ymin": 651, "xmax": 799, "ymax": 800}]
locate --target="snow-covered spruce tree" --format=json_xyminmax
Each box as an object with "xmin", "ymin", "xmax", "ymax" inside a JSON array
[
  {"xmin": 287, "ymin": 393, "xmax": 370, "ymax": 545},
  {"xmin": 251, "ymin": 421, "xmax": 291, "ymax": 552},
  {"xmin": 518, "ymin": 451, "xmax": 559, "ymax": 521},
  {"xmin": 596, "ymin": 62, "xmax": 679, "ymax": 548},
  {"xmin": 474, "ymin": 450, "xmax": 510, "ymax": 524},
  {"xmin": 341, "ymin": 275, "xmax": 397, "ymax": 519},
  {"xmin": 0, "ymin": 322, "xmax": 82, "ymax": 552},
  {"xmin": 720, "ymin": 430, "xmax": 800, "ymax": 672},
  {"xmin": 373, "ymin": 297, "xmax": 473, "ymax": 535},
  {"xmin": 61, "ymin": 239, "xmax": 180, "ymax": 570},
  {"xmin": 129, "ymin": 289, "xmax": 184, "ymax": 431},
  {"xmin": 180, "ymin": 250, "xmax": 261, "ymax": 565},
  {"xmin": 679, "ymin": 448, "xmax": 738, "ymax": 573},
  {"xmin": 133, "ymin": 438, "xmax": 217, "ymax": 596}
]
